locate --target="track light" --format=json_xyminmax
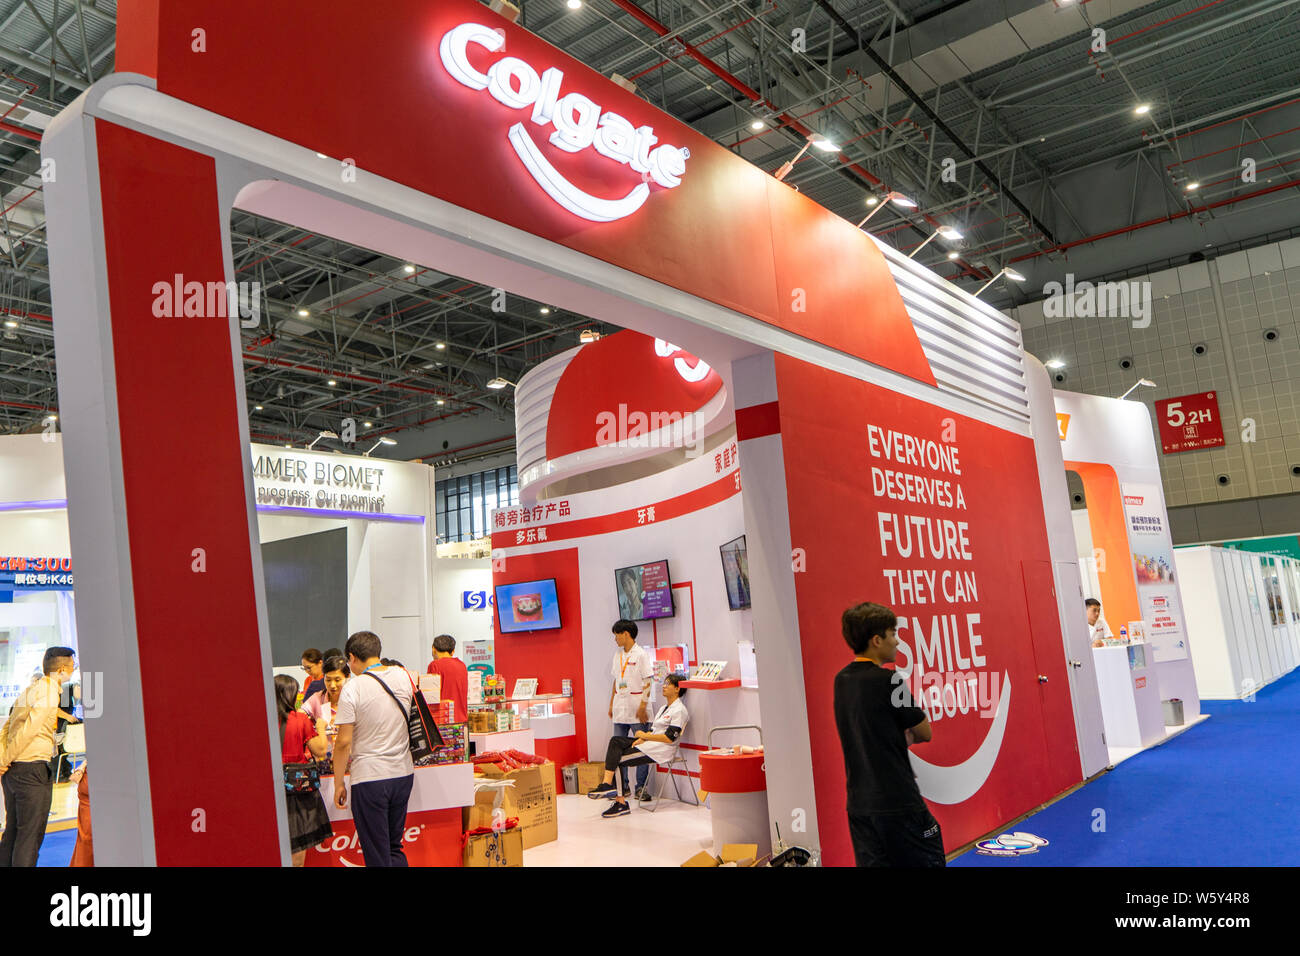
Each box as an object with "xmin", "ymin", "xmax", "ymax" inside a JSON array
[{"xmin": 974, "ymin": 266, "xmax": 1027, "ymax": 296}]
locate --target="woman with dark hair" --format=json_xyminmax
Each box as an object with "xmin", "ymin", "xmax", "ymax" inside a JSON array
[
  {"xmin": 299, "ymin": 648, "xmax": 325, "ymax": 705},
  {"xmin": 587, "ymin": 673, "xmax": 689, "ymax": 817},
  {"xmin": 303, "ymin": 656, "xmax": 349, "ymax": 763},
  {"xmin": 274, "ymin": 674, "xmax": 333, "ymax": 866}
]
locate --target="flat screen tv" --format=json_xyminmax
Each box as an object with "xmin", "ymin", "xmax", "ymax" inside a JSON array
[
  {"xmin": 720, "ymin": 535, "xmax": 751, "ymax": 611},
  {"xmin": 614, "ymin": 560, "xmax": 675, "ymax": 621},
  {"xmin": 494, "ymin": 578, "xmax": 562, "ymax": 633}
]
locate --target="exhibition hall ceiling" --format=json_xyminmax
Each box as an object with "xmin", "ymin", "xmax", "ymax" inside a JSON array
[{"xmin": 1, "ymin": 0, "xmax": 1299, "ymax": 461}]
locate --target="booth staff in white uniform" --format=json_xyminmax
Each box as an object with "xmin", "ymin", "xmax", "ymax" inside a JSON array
[
  {"xmin": 588, "ymin": 674, "xmax": 689, "ymax": 817},
  {"xmin": 607, "ymin": 619, "xmax": 655, "ymax": 801},
  {"xmin": 1086, "ymin": 598, "xmax": 1113, "ymax": 646}
]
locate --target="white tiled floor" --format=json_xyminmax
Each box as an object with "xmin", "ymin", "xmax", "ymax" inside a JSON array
[{"xmin": 523, "ymin": 793, "xmax": 715, "ymax": 866}]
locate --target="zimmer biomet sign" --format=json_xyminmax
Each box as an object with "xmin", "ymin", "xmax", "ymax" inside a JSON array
[
  {"xmin": 252, "ymin": 450, "xmax": 388, "ymax": 513},
  {"xmin": 438, "ymin": 21, "xmax": 690, "ymax": 222}
]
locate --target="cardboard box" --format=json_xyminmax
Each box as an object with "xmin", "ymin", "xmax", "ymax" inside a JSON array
[
  {"xmin": 464, "ymin": 827, "xmax": 523, "ymax": 867},
  {"xmin": 680, "ymin": 844, "xmax": 761, "ymax": 868},
  {"xmin": 575, "ymin": 761, "xmax": 606, "ymax": 795},
  {"xmin": 473, "ymin": 761, "xmax": 558, "ymax": 849}
]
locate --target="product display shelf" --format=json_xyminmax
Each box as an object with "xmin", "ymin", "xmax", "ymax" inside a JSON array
[{"xmin": 679, "ymin": 678, "xmax": 742, "ymax": 689}]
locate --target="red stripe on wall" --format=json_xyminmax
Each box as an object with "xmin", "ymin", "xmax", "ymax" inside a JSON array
[
  {"xmin": 96, "ymin": 120, "xmax": 280, "ymax": 864},
  {"xmin": 735, "ymin": 401, "xmax": 781, "ymax": 441},
  {"xmin": 491, "ymin": 470, "xmax": 739, "ymax": 550}
]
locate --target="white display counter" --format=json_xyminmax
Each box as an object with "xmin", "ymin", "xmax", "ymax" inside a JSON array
[
  {"xmin": 469, "ymin": 727, "xmax": 535, "ymax": 755},
  {"xmin": 1092, "ymin": 644, "xmax": 1165, "ymax": 750}
]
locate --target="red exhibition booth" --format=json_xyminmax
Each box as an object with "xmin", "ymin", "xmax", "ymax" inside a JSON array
[{"xmin": 47, "ymin": 0, "xmax": 1108, "ymax": 865}]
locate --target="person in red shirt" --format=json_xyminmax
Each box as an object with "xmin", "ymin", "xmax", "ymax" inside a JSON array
[
  {"xmin": 274, "ymin": 674, "xmax": 332, "ymax": 866},
  {"xmin": 427, "ymin": 634, "xmax": 468, "ymax": 723}
]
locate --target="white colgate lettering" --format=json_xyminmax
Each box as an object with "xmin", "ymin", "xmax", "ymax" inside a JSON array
[{"xmin": 439, "ymin": 22, "xmax": 690, "ymax": 220}]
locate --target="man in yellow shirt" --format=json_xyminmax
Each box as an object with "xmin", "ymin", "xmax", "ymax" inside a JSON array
[{"xmin": 0, "ymin": 646, "xmax": 77, "ymax": 866}]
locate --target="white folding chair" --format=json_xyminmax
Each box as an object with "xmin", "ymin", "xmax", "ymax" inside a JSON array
[{"xmin": 641, "ymin": 741, "xmax": 699, "ymax": 812}]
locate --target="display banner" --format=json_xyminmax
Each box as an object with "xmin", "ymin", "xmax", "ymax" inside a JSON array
[
  {"xmin": 0, "ymin": 556, "xmax": 74, "ymax": 592},
  {"xmin": 1153, "ymin": 392, "xmax": 1225, "ymax": 454},
  {"xmin": 1121, "ymin": 483, "xmax": 1189, "ymax": 661},
  {"xmin": 1216, "ymin": 535, "xmax": 1300, "ymax": 561},
  {"xmin": 464, "ymin": 639, "xmax": 496, "ymax": 676},
  {"xmin": 772, "ymin": 355, "xmax": 1079, "ymax": 861}
]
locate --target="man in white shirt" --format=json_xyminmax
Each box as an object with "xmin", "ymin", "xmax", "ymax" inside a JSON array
[
  {"xmin": 607, "ymin": 619, "xmax": 654, "ymax": 801},
  {"xmin": 331, "ymin": 630, "xmax": 415, "ymax": 867},
  {"xmin": 1086, "ymin": 599, "xmax": 1113, "ymax": 646}
]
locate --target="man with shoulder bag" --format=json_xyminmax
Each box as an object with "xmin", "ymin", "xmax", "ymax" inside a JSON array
[{"xmin": 331, "ymin": 630, "xmax": 441, "ymax": 867}]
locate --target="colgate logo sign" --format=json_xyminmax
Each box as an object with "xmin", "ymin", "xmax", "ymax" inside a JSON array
[
  {"xmin": 439, "ymin": 22, "xmax": 690, "ymax": 222},
  {"xmin": 654, "ymin": 338, "xmax": 712, "ymax": 383}
]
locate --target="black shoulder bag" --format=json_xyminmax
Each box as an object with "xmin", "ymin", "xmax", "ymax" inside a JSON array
[
  {"xmin": 367, "ymin": 670, "xmax": 445, "ymax": 764},
  {"xmin": 280, "ymin": 715, "xmax": 321, "ymax": 793}
]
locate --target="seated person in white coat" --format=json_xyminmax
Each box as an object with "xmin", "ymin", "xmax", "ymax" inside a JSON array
[
  {"xmin": 1086, "ymin": 598, "xmax": 1113, "ymax": 647},
  {"xmin": 587, "ymin": 674, "xmax": 688, "ymax": 818}
]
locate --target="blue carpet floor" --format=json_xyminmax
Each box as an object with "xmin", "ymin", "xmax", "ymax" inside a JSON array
[
  {"xmin": 952, "ymin": 668, "xmax": 1300, "ymax": 866},
  {"xmin": 36, "ymin": 828, "xmax": 75, "ymax": 866}
]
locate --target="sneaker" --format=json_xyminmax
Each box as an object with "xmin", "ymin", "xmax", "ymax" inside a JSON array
[
  {"xmin": 587, "ymin": 782, "xmax": 618, "ymax": 799},
  {"xmin": 601, "ymin": 801, "xmax": 631, "ymax": 818},
  {"xmin": 636, "ymin": 787, "xmax": 653, "ymax": 802}
]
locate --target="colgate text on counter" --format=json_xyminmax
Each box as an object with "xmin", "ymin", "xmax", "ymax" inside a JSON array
[{"xmin": 438, "ymin": 22, "xmax": 690, "ymax": 222}]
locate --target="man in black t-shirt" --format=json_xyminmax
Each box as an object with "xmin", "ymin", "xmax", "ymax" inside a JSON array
[{"xmin": 833, "ymin": 601, "xmax": 945, "ymax": 867}]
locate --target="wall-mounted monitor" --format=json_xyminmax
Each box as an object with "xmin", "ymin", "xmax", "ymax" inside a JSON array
[
  {"xmin": 720, "ymin": 535, "xmax": 751, "ymax": 611},
  {"xmin": 494, "ymin": 579, "xmax": 562, "ymax": 633},
  {"xmin": 614, "ymin": 560, "xmax": 675, "ymax": 621}
]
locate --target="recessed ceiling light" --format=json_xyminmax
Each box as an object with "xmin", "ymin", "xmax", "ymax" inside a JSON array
[
  {"xmin": 403, "ymin": 264, "xmax": 416, "ymax": 273},
  {"xmin": 436, "ymin": 399, "xmax": 445, "ymax": 406},
  {"xmin": 364, "ymin": 420, "xmax": 373, "ymax": 427},
  {"xmin": 297, "ymin": 308, "xmax": 310, "ymax": 317},
  {"xmin": 327, "ymin": 379, "xmax": 337, "ymax": 386},
  {"xmin": 540, "ymin": 307, "xmax": 550, "ymax": 315},
  {"xmin": 1046, "ymin": 360, "xmax": 1066, "ymax": 369},
  {"xmin": 254, "ymin": 404, "xmax": 263, "ymax": 411},
  {"xmin": 750, "ymin": 119, "xmax": 766, "ymax": 130},
  {"xmin": 1134, "ymin": 103, "xmax": 1151, "ymax": 115},
  {"xmin": 947, "ymin": 251, "xmax": 961, "ymax": 260},
  {"xmin": 435, "ymin": 342, "xmax": 446, "ymax": 350}
]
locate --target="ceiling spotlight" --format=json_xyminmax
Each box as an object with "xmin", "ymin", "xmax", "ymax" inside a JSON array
[
  {"xmin": 436, "ymin": 399, "xmax": 445, "ymax": 406},
  {"xmin": 865, "ymin": 196, "xmax": 879, "ymax": 207},
  {"xmin": 1045, "ymin": 360, "xmax": 1066, "ymax": 370},
  {"xmin": 2, "ymin": 320, "xmax": 16, "ymax": 329},
  {"xmin": 364, "ymin": 436, "xmax": 398, "ymax": 457},
  {"xmin": 566, "ymin": 0, "xmax": 582, "ymax": 8},
  {"xmin": 364, "ymin": 420, "xmax": 373, "ymax": 428},
  {"xmin": 540, "ymin": 307, "xmax": 551, "ymax": 315},
  {"xmin": 435, "ymin": 342, "xmax": 446, "ymax": 350},
  {"xmin": 947, "ymin": 251, "xmax": 961, "ymax": 260},
  {"xmin": 750, "ymin": 119, "xmax": 766, "ymax": 130},
  {"xmin": 974, "ymin": 265, "xmax": 1026, "ymax": 296},
  {"xmin": 1186, "ymin": 182, "xmax": 1200, "ymax": 191},
  {"xmin": 487, "ymin": 377, "xmax": 515, "ymax": 390},
  {"xmin": 297, "ymin": 308, "xmax": 310, "ymax": 317},
  {"xmin": 908, "ymin": 225, "xmax": 962, "ymax": 258},
  {"xmin": 403, "ymin": 264, "xmax": 416, "ymax": 273},
  {"xmin": 1134, "ymin": 103, "xmax": 1151, "ymax": 115},
  {"xmin": 254, "ymin": 404, "xmax": 263, "ymax": 411},
  {"xmin": 44, "ymin": 413, "xmax": 57, "ymax": 422},
  {"xmin": 327, "ymin": 379, "xmax": 337, "ymax": 386}
]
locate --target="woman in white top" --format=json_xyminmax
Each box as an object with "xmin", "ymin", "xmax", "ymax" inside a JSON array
[{"xmin": 587, "ymin": 673, "xmax": 689, "ymax": 817}]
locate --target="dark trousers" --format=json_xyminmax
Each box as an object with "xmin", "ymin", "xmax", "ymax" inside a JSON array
[
  {"xmin": 604, "ymin": 736, "xmax": 655, "ymax": 797},
  {"xmin": 0, "ymin": 761, "xmax": 54, "ymax": 867},
  {"xmin": 613, "ymin": 722, "xmax": 651, "ymax": 791},
  {"xmin": 350, "ymin": 774, "xmax": 414, "ymax": 867},
  {"xmin": 848, "ymin": 808, "xmax": 946, "ymax": 867}
]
